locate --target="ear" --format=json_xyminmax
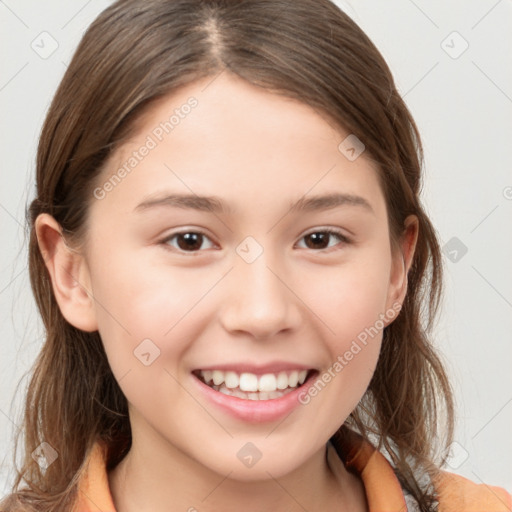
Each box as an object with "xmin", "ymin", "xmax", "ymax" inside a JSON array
[
  {"xmin": 384, "ymin": 214, "xmax": 419, "ymax": 319},
  {"xmin": 35, "ymin": 213, "xmax": 98, "ymax": 332}
]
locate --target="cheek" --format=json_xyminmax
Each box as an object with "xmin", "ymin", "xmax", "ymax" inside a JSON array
[
  {"xmin": 302, "ymin": 252, "xmax": 391, "ymax": 342},
  {"xmin": 90, "ymin": 268, "xmax": 211, "ymax": 416},
  {"xmin": 89, "ymin": 250, "xmax": 215, "ymax": 379},
  {"xmin": 91, "ymin": 245, "xmax": 207, "ymax": 331},
  {"xmin": 296, "ymin": 252, "xmax": 390, "ymax": 408}
]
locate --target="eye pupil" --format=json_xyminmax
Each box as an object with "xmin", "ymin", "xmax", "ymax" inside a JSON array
[
  {"xmin": 178, "ymin": 233, "xmax": 202, "ymax": 251},
  {"xmin": 305, "ymin": 232, "xmax": 329, "ymax": 249}
]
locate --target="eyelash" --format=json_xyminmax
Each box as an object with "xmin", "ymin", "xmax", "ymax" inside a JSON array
[{"xmin": 159, "ymin": 228, "xmax": 352, "ymax": 255}]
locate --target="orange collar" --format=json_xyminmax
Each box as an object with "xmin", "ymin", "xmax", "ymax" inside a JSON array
[
  {"xmin": 76, "ymin": 432, "xmax": 511, "ymax": 512},
  {"xmin": 76, "ymin": 431, "xmax": 409, "ymax": 512},
  {"xmin": 329, "ymin": 427, "xmax": 410, "ymax": 511},
  {"xmin": 77, "ymin": 441, "xmax": 116, "ymax": 512}
]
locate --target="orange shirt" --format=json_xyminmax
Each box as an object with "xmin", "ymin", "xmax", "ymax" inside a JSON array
[{"xmin": 76, "ymin": 433, "xmax": 511, "ymax": 512}]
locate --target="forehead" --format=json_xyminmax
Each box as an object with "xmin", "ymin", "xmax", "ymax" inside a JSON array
[{"xmin": 94, "ymin": 72, "xmax": 386, "ymax": 220}]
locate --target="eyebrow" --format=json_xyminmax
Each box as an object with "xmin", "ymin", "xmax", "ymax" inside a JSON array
[
  {"xmin": 134, "ymin": 192, "xmax": 374, "ymax": 215},
  {"xmin": 289, "ymin": 193, "xmax": 374, "ymax": 215}
]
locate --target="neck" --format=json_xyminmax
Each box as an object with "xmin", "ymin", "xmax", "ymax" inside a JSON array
[{"xmin": 108, "ymin": 425, "xmax": 365, "ymax": 512}]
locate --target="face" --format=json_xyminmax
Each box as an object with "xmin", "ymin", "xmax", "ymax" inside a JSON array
[{"xmin": 74, "ymin": 73, "xmax": 407, "ymax": 480}]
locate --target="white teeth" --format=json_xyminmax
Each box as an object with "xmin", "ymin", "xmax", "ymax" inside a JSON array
[
  {"xmin": 212, "ymin": 370, "xmax": 224, "ymax": 386},
  {"xmin": 239, "ymin": 373, "xmax": 259, "ymax": 392},
  {"xmin": 224, "ymin": 371, "xmax": 239, "ymax": 389},
  {"xmin": 212, "ymin": 384, "xmax": 296, "ymax": 400},
  {"xmin": 288, "ymin": 370, "xmax": 299, "ymax": 387},
  {"xmin": 197, "ymin": 368, "xmax": 310, "ymax": 395},
  {"xmin": 258, "ymin": 374, "xmax": 277, "ymax": 392},
  {"xmin": 276, "ymin": 371, "xmax": 288, "ymax": 390}
]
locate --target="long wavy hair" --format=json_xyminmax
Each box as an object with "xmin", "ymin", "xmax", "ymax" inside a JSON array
[{"xmin": 1, "ymin": 0, "xmax": 455, "ymax": 510}]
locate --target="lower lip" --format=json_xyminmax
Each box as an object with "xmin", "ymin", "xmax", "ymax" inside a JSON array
[{"xmin": 192, "ymin": 372, "xmax": 317, "ymax": 423}]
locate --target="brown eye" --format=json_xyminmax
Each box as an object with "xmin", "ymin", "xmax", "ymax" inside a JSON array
[
  {"xmin": 162, "ymin": 231, "xmax": 215, "ymax": 253},
  {"xmin": 298, "ymin": 230, "xmax": 350, "ymax": 251}
]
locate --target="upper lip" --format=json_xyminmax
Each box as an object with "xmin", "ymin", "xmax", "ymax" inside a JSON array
[{"xmin": 193, "ymin": 361, "xmax": 316, "ymax": 375}]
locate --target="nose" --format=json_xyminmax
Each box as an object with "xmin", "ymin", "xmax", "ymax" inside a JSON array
[{"xmin": 219, "ymin": 252, "xmax": 302, "ymax": 340}]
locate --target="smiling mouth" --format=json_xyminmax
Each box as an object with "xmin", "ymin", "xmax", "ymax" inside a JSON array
[{"xmin": 192, "ymin": 369, "xmax": 317, "ymax": 401}]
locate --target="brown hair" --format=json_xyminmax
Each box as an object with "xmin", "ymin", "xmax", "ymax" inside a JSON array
[{"xmin": 2, "ymin": 0, "xmax": 455, "ymax": 510}]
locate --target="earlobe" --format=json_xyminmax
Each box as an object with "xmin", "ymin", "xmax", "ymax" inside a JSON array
[
  {"xmin": 35, "ymin": 213, "xmax": 98, "ymax": 332},
  {"xmin": 385, "ymin": 214, "xmax": 419, "ymax": 318}
]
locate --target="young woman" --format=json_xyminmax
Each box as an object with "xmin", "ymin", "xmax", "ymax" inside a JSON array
[{"xmin": 1, "ymin": 1, "xmax": 510, "ymax": 511}]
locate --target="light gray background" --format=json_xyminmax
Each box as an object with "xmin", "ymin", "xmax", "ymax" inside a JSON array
[{"xmin": 1, "ymin": 0, "xmax": 511, "ymax": 496}]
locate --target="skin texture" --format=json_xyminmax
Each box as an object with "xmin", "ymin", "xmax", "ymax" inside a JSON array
[{"xmin": 36, "ymin": 72, "xmax": 418, "ymax": 512}]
